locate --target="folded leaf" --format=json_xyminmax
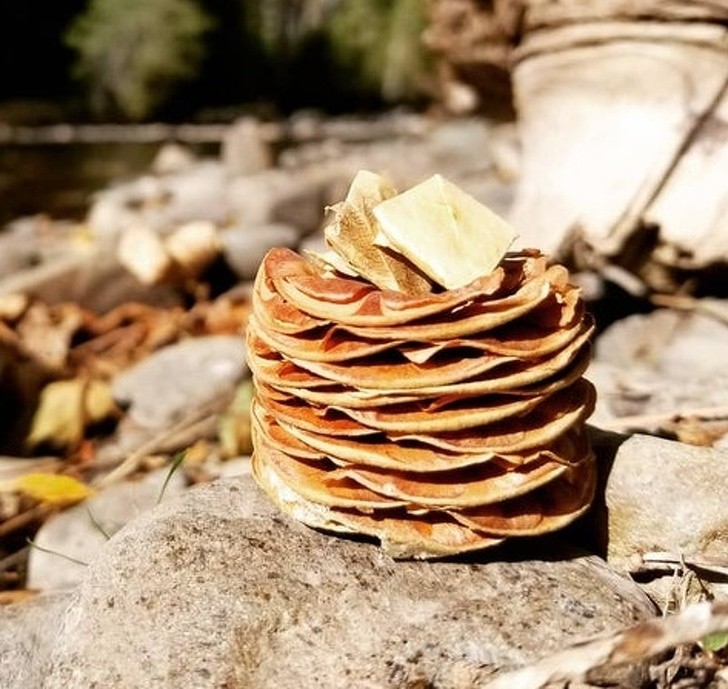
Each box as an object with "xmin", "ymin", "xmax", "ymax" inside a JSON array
[{"xmin": 324, "ymin": 170, "xmax": 431, "ymax": 293}]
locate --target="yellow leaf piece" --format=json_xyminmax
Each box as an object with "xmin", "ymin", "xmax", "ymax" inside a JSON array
[
  {"xmin": 14, "ymin": 473, "xmax": 94, "ymax": 507},
  {"xmin": 373, "ymin": 174, "xmax": 517, "ymax": 290},
  {"xmin": 324, "ymin": 170, "xmax": 431, "ymax": 294},
  {"xmin": 27, "ymin": 379, "xmax": 117, "ymax": 450}
]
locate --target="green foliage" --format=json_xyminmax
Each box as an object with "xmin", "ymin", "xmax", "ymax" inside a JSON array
[
  {"xmin": 326, "ymin": 0, "xmax": 430, "ymax": 102},
  {"xmin": 700, "ymin": 630, "xmax": 728, "ymax": 654},
  {"xmin": 240, "ymin": 0, "xmax": 431, "ymax": 106},
  {"xmin": 66, "ymin": 0, "xmax": 212, "ymax": 120}
]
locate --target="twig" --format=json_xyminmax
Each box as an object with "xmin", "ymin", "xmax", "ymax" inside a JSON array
[
  {"xmin": 93, "ymin": 400, "xmax": 221, "ymax": 489},
  {"xmin": 651, "ymin": 293, "xmax": 728, "ymax": 327},
  {"xmin": 0, "ymin": 504, "xmax": 52, "ymax": 538},
  {"xmin": 600, "ymin": 406, "xmax": 728, "ymax": 433},
  {"xmin": 632, "ymin": 551, "xmax": 728, "ymax": 579},
  {"xmin": 0, "ymin": 546, "xmax": 29, "ymax": 573},
  {"xmin": 483, "ymin": 602, "xmax": 728, "ymax": 689}
]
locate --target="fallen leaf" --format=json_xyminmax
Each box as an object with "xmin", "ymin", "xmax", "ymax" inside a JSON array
[
  {"xmin": 117, "ymin": 224, "xmax": 172, "ymax": 285},
  {"xmin": 165, "ymin": 221, "xmax": 221, "ymax": 276},
  {"xmin": 324, "ymin": 170, "xmax": 431, "ymax": 293},
  {"xmin": 15, "ymin": 301, "xmax": 85, "ymax": 370},
  {"xmin": 701, "ymin": 630, "xmax": 728, "ymax": 653},
  {"xmin": 0, "ymin": 590, "xmax": 38, "ymax": 606},
  {"xmin": 26, "ymin": 378, "xmax": 118, "ymax": 449},
  {"xmin": 13, "ymin": 472, "xmax": 94, "ymax": 507}
]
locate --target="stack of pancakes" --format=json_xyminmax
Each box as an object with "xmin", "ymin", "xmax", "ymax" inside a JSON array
[{"xmin": 248, "ymin": 247, "xmax": 596, "ymax": 558}]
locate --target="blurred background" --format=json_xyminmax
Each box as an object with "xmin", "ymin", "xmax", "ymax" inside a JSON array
[{"xmin": 0, "ymin": 0, "xmax": 441, "ymax": 222}]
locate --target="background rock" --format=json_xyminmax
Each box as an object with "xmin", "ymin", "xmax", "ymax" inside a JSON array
[
  {"xmin": 588, "ymin": 307, "xmax": 728, "ymax": 425},
  {"xmin": 221, "ymin": 222, "xmax": 300, "ymax": 280},
  {"xmin": 111, "ymin": 335, "xmax": 246, "ymax": 429},
  {"xmin": 222, "ymin": 117, "xmax": 272, "ymax": 176},
  {"xmin": 9, "ymin": 476, "xmax": 657, "ymax": 689}
]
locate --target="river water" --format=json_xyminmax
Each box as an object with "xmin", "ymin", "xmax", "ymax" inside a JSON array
[{"xmin": 0, "ymin": 141, "xmax": 218, "ymax": 226}]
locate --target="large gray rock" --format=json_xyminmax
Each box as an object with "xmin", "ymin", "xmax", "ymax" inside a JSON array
[
  {"xmin": 0, "ymin": 593, "xmax": 71, "ymax": 689},
  {"xmin": 1, "ymin": 476, "xmax": 655, "ymax": 689},
  {"xmin": 606, "ymin": 433, "xmax": 728, "ymax": 565},
  {"xmin": 225, "ymin": 168, "xmax": 328, "ymax": 235},
  {"xmin": 112, "ymin": 335, "xmax": 246, "ymax": 429}
]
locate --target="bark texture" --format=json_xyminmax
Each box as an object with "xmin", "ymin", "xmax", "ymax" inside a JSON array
[{"xmin": 427, "ymin": 0, "xmax": 728, "ymax": 293}]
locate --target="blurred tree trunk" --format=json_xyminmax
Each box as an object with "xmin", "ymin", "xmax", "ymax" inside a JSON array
[{"xmin": 426, "ymin": 1, "xmax": 728, "ymax": 294}]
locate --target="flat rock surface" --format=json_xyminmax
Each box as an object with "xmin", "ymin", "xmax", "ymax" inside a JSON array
[
  {"xmin": 3, "ymin": 475, "xmax": 656, "ymax": 689},
  {"xmin": 590, "ymin": 308, "xmax": 728, "ymax": 421}
]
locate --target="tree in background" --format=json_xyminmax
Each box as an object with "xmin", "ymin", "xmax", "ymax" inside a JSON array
[
  {"xmin": 241, "ymin": 0, "xmax": 431, "ymax": 108},
  {"xmin": 66, "ymin": 0, "xmax": 212, "ymax": 120},
  {"xmin": 326, "ymin": 0, "xmax": 430, "ymax": 102}
]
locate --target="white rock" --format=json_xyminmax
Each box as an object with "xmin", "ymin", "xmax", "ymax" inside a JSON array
[
  {"xmin": 605, "ymin": 433, "xmax": 728, "ymax": 571},
  {"xmin": 151, "ymin": 142, "xmax": 196, "ymax": 175}
]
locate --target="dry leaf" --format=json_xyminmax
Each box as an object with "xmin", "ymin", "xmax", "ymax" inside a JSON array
[
  {"xmin": 0, "ymin": 590, "xmax": 38, "ymax": 606},
  {"xmin": 15, "ymin": 301, "xmax": 85, "ymax": 370},
  {"xmin": 373, "ymin": 174, "xmax": 517, "ymax": 289},
  {"xmin": 13, "ymin": 472, "xmax": 94, "ymax": 507},
  {"xmin": 324, "ymin": 170, "xmax": 431, "ymax": 293},
  {"xmin": 26, "ymin": 378, "xmax": 118, "ymax": 449}
]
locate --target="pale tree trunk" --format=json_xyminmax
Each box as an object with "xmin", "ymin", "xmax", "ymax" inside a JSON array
[{"xmin": 426, "ymin": 0, "xmax": 728, "ymax": 293}]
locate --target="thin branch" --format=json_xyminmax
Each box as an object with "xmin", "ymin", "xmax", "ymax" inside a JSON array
[
  {"xmin": 600, "ymin": 406, "xmax": 728, "ymax": 433},
  {"xmin": 0, "ymin": 504, "xmax": 52, "ymax": 538},
  {"xmin": 484, "ymin": 602, "xmax": 728, "ymax": 689},
  {"xmin": 94, "ymin": 399, "xmax": 221, "ymax": 488}
]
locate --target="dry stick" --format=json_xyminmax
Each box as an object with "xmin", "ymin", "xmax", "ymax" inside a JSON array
[
  {"xmin": 0, "ymin": 546, "xmax": 29, "ymax": 573},
  {"xmin": 0, "ymin": 504, "xmax": 52, "ymax": 539},
  {"xmin": 483, "ymin": 602, "xmax": 728, "ymax": 689},
  {"xmin": 651, "ymin": 293, "xmax": 728, "ymax": 327},
  {"xmin": 634, "ymin": 551, "xmax": 728, "ymax": 578},
  {"xmin": 94, "ymin": 400, "xmax": 222, "ymax": 489},
  {"xmin": 600, "ymin": 406, "xmax": 728, "ymax": 433}
]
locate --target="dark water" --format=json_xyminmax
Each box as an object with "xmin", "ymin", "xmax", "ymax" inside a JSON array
[{"xmin": 0, "ymin": 141, "xmax": 218, "ymax": 225}]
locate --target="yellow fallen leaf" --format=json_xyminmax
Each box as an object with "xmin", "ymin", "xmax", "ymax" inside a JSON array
[
  {"xmin": 13, "ymin": 473, "xmax": 94, "ymax": 507},
  {"xmin": 27, "ymin": 378, "xmax": 118, "ymax": 449}
]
